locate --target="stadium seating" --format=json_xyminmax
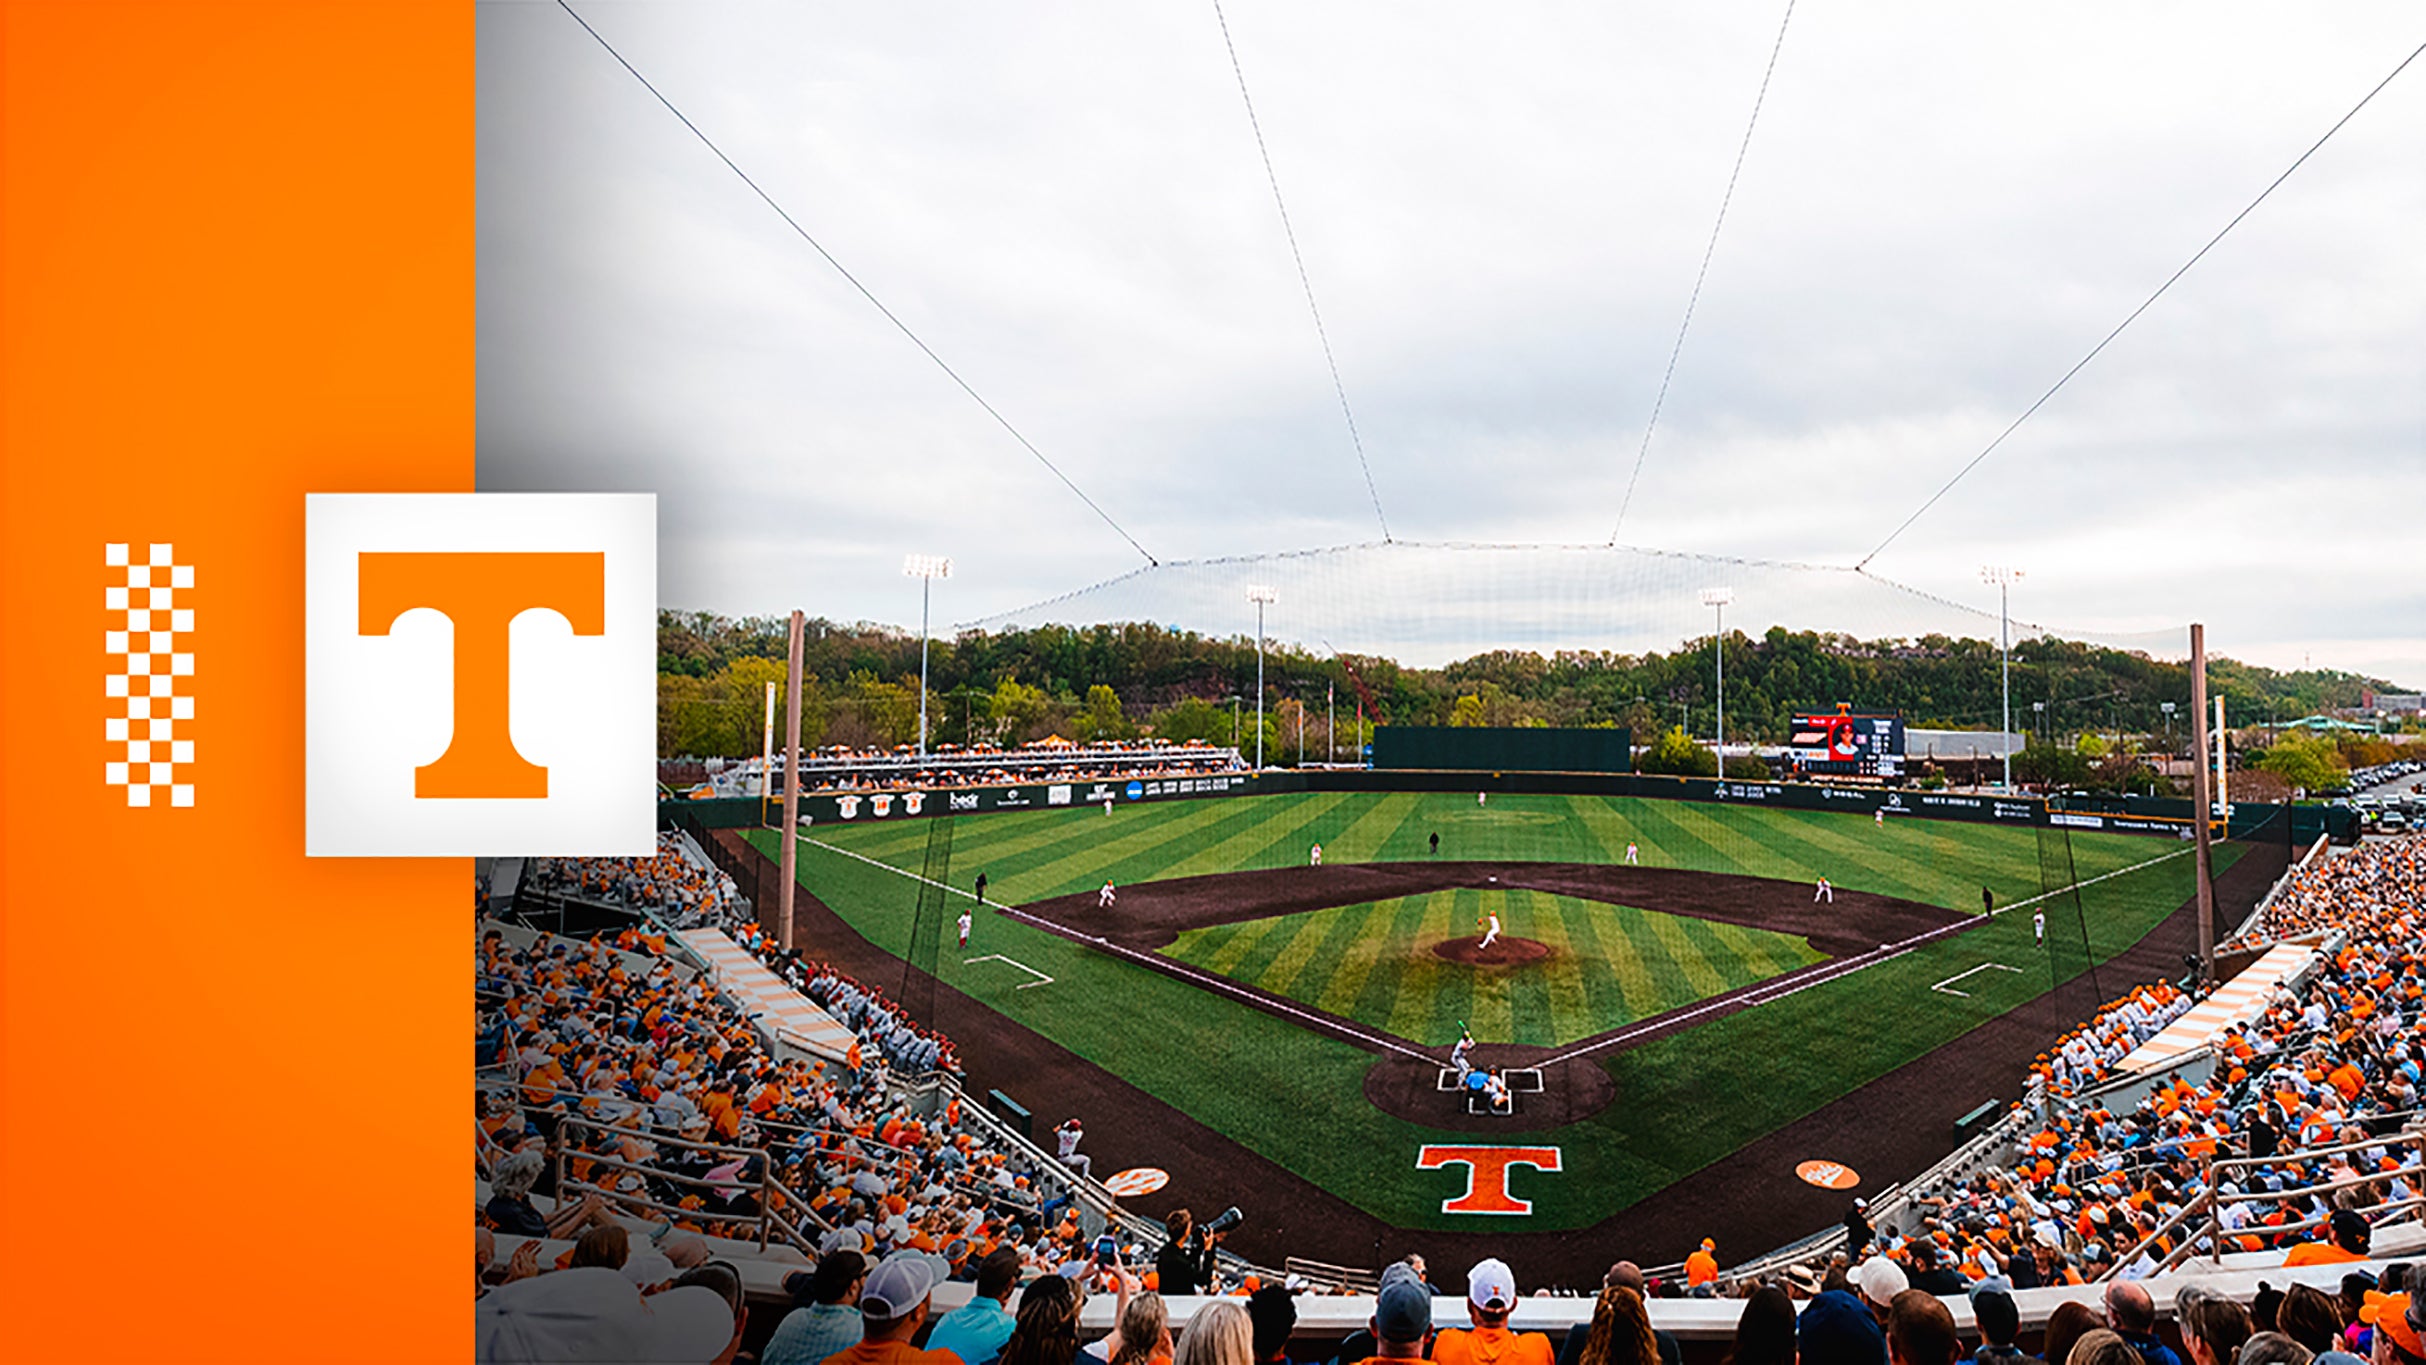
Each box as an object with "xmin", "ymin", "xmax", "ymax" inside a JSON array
[
  {"xmin": 707, "ymin": 737, "xmax": 1248, "ymax": 797},
  {"xmin": 481, "ymin": 832, "xmax": 2425, "ymax": 1365}
]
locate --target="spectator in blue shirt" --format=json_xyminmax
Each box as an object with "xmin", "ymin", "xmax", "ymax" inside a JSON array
[
  {"xmin": 928, "ymin": 1249, "xmax": 1024, "ymax": 1365},
  {"xmin": 2104, "ymin": 1281, "xmax": 2184, "ymax": 1365},
  {"xmin": 762, "ymin": 1250, "xmax": 869, "ymax": 1365}
]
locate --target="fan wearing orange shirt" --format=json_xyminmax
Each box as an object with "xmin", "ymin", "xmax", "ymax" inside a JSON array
[
  {"xmin": 1433, "ymin": 1258, "xmax": 1553, "ymax": 1365},
  {"xmin": 2282, "ymin": 1209, "xmax": 2374, "ymax": 1267},
  {"xmin": 1683, "ymin": 1239, "xmax": 1718, "ymax": 1288}
]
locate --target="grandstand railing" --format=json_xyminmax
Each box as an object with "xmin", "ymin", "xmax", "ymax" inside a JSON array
[
  {"xmin": 552, "ymin": 1113, "xmax": 838, "ymax": 1256},
  {"xmin": 908, "ymin": 1070, "xmax": 1289, "ymax": 1290},
  {"xmin": 2100, "ymin": 1126, "xmax": 2426, "ymax": 1280}
]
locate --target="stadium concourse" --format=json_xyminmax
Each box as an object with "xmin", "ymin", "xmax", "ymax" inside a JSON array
[{"xmin": 475, "ymin": 830, "xmax": 2425, "ymax": 1365}]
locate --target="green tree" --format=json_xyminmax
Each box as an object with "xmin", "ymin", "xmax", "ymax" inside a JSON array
[
  {"xmin": 1449, "ymin": 694, "xmax": 1486, "ymax": 727},
  {"xmin": 1636, "ymin": 725, "xmax": 1717, "ymax": 777},
  {"xmin": 1079, "ymin": 684, "xmax": 1131, "ymax": 741},
  {"xmin": 1149, "ymin": 697, "xmax": 1231, "ymax": 745},
  {"xmin": 2255, "ymin": 732, "xmax": 2346, "ymax": 794},
  {"xmin": 988, "ymin": 677, "xmax": 1053, "ymax": 744}
]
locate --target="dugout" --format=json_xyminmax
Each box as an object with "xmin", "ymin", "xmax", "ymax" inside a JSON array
[{"xmin": 1370, "ymin": 725, "xmax": 1632, "ymax": 774}]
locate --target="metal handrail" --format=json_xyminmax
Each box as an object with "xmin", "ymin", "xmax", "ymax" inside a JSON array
[
  {"xmin": 511, "ymin": 1078, "xmax": 1042, "ymax": 1215},
  {"xmin": 551, "ymin": 1113, "xmax": 838, "ymax": 1257},
  {"xmin": 2093, "ymin": 1122, "xmax": 2426, "ymax": 1280}
]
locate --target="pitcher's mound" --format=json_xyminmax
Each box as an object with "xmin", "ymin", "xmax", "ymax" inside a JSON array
[{"xmin": 1434, "ymin": 936, "xmax": 1551, "ymax": 966}]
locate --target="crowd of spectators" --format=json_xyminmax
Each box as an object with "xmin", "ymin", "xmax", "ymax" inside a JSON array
[
  {"xmin": 473, "ymin": 810, "xmax": 2426, "ymax": 1364},
  {"xmin": 2239, "ymin": 836, "xmax": 2426, "ymax": 945},
  {"xmin": 527, "ymin": 831, "xmax": 747, "ymax": 928},
  {"xmin": 710, "ymin": 738, "xmax": 1249, "ymax": 798},
  {"xmin": 1833, "ymin": 835, "xmax": 2422, "ymax": 1294}
]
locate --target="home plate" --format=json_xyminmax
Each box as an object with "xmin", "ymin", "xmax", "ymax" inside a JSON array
[{"xmin": 1103, "ymin": 1167, "xmax": 1170, "ymax": 1198}]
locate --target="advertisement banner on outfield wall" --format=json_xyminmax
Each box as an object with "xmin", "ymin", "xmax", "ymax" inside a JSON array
[{"xmin": 666, "ymin": 768, "xmax": 2345, "ymax": 842}]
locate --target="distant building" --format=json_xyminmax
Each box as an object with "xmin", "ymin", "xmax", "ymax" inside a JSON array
[{"xmin": 2362, "ymin": 690, "xmax": 2423, "ymax": 715}]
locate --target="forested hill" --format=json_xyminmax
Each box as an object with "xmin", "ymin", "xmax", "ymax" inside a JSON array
[{"xmin": 656, "ymin": 611, "xmax": 2411, "ymax": 759}]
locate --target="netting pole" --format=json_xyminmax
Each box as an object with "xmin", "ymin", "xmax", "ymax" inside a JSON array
[
  {"xmin": 778, "ymin": 609, "xmax": 805, "ymax": 952},
  {"xmin": 2189, "ymin": 624, "xmax": 2215, "ymax": 979}
]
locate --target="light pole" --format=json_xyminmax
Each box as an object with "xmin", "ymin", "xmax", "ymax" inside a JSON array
[
  {"xmin": 1981, "ymin": 567, "xmax": 2023, "ymax": 792},
  {"xmin": 1247, "ymin": 585, "xmax": 1276, "ymax": 769},
  {"xmin": 1701, "ymin": 588, "xmax": 1733, "ymax": 777},
  {"xmin": 903, "ymin": 554, "xmax": 951, "ymax": 758}
]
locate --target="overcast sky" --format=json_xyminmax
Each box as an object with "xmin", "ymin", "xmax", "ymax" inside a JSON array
[{"xmin": 478, "ymin": 2, "xmax": 2424, "ymax": 682}]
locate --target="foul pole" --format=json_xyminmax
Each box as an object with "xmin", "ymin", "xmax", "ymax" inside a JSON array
[
  {"xmin": 779, "ymin": 610, "xmax": 805, "ymax": 951},
  {"xmin": 2189, "ymin": 624, "xmax": 2215, "ymax": 977}
]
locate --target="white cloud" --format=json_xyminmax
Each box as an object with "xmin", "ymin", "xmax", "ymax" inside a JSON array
[{"xmin": 479, "ymin": 1, "xmax": 2425, "ymax": 682}]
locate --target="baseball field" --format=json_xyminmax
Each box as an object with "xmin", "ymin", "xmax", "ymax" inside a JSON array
[{"xmin": 744, "ymin": 789, "xmax": 2249, "ymax": 1273}]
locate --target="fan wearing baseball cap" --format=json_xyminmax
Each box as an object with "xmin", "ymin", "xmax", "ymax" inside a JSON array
[
  {"xmin": 1433, "ymin": 1258, "xmax": 1553, "ymax": 1365},
  {"xmin": 2363, "ymin": 1293, "xmax": 2425, "ymax": 1365},
  {"xmin": 1344, "ymin": 1265, "xmax": 1435, "ymax": 1365},
  {"xmin": 825, "ymin": 1250, "xmax": 967, "ymax": 1365}
]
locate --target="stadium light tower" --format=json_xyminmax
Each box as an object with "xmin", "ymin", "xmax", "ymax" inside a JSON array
[
  {"xmin": 904, "ymin": 554, "xmax": 952, "ymax": 757},
  {"xmin": 1981, "ymin": 567, "xmax": 2024, "ymax": 791},
  {"xmin": 1246, "ymin": 585, "xmax": 1277, "ymax": 769},
  {"xmin": 1700, "ymin": 588, "xmax": 1733, "ymax": 776}
]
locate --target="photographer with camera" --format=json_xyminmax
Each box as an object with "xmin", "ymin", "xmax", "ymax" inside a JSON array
[{"xmin": 1156, "ymin": 1207, "xmax": 1241, "ymax": 1297}]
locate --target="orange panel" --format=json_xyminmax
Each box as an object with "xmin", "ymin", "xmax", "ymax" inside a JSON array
[{"xmin": 1, "ymin": 2, "xmax": 470, "ymax": 1359}]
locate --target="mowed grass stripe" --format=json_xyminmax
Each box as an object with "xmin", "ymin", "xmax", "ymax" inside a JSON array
[
  {"xmin": 1154, "ymin": 792, "xmax": 1348, "ymax": 881},
  {"xmin": 1263, "ymin": 900, "xmax": 1372, "ymax": 1000},
  {"xmin": 1328, "ymin": 791, "xmax": 1423, "ymax": 863},
  {"xmin": 1309, "ymin": 897, "xmax": 1403, "ymax": 1017},
  {"xmin": 1012, "ymin": 797, "xmax": 1307, "ymax": 897}
]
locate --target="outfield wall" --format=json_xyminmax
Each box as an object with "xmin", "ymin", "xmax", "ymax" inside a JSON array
[{"xmin": 666, "ymin": 770, "xmax": 2350, "ymax": 842}]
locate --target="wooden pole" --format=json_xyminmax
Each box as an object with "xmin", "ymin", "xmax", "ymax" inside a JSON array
[
  {"xmin": 2189, "ymin": 623, "xmax": 2215, "ymax": 978},
  {"xmin": 779, "ymin": 610, "xmax": 805, "ymax": 952}
]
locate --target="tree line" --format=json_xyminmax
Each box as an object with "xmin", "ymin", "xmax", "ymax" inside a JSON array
[{"xmin": 657, "ymin": 611, "xmax": 2415, "ymax": 770}]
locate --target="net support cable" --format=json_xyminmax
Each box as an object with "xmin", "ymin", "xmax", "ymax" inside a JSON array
[
  {"xmin": 555, "ymin": 0, "xmax": 1160, "ymax": 566},
  {"xmin": 1609, "ymin": 0, "xmax": 1801, "ymax": 543},
  {"xmin": 1857, "ymin": 35, "xmax": 2426, "ymax": 570},
  {"xmin": 1209, "ymin": 0, "xmax": 1393, "ymax": 541}
]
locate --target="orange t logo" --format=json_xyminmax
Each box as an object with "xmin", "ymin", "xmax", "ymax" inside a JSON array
[
  {"xmin": 1416, "ymin": 1144, "xmax": 1563, "ymax": 1215},
  {"xmin": 356, "ymin": 551, "xmax": 605, "ymax": 799}
]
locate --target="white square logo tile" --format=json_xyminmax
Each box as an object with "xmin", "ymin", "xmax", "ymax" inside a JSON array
[{"xmin": 305, "ymin": 494, "xmax": 656, "ymax": 856}]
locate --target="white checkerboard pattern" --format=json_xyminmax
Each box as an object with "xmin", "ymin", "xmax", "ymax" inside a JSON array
[{"xmin": 103, "ymin": 543, "xmax": 195, "ymax": 808}]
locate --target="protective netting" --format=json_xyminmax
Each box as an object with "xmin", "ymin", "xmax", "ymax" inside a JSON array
[{"xmin": 959, "ymin": 541, "xmax": 2191, "ymax": 666}]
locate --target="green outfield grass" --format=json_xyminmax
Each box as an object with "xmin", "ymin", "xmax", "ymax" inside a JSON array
[
  {"xmin": 1161, "ymin": 888, "xmax": 1825, "ymax": 1047},
  {"xmin": 760, "ymin": 791, "xmax": 2242, "ymax": 1232}
]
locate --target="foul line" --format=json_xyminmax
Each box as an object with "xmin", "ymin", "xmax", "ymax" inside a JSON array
[
  {"xmin": 800, "ymin": 832, "xmax": 2198, "ymax": 1069},
  {"xmin": 999, "ymin": 902, "xmax": 1441, "ymax": 1064},
  {"xmin": 1993, "ymin": 845, "xmax": 2195, "ymax": 915},
  {"xmin": 1534, "ymin": 915, "xmax": 1981, "ymax": 1070},
  {"xmin": 796, "ymin": 833, "xmax": 1437, "ymax": 1063},
  {"xmin": 963, "ymin": 954, "xmax": 1054, "ymax": 989}
]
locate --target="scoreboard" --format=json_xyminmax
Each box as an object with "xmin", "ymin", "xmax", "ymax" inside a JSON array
[{"xmin": 1787, "ymin": 711, "xmax": 1905, "ymax": 779}]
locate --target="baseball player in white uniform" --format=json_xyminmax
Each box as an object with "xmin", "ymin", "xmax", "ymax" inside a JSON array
[
  {"xmin": 2034, "ymin": 909, "xmax": 2046, "ymax": 945},
  {"xmin": 1310, "ymin": 843, "xmax": 1322, "ymax": 866},
  {"xmin": 1099, "ymin": 880, "xmax": 1116, "ymax": 908},
  {"xmin": 957, "ymin": 907, "xmax": 973, "ymax": 948},
  {"xmin": 1813, "ymin": 876, "xmax": 1834, "ymax": 903},
  {"xmin": 1624, "ymin": 840, "xmax": 1639, "ymax": 865},
  {"xmin": 1478, "ymin": 910, "xmax": 1502, "ymax": 950}
]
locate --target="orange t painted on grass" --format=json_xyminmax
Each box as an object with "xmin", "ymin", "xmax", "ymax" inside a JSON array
[{"xmin": 1417, "ymin": 1144, "xmax": 1563, "ymax": 1215}]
